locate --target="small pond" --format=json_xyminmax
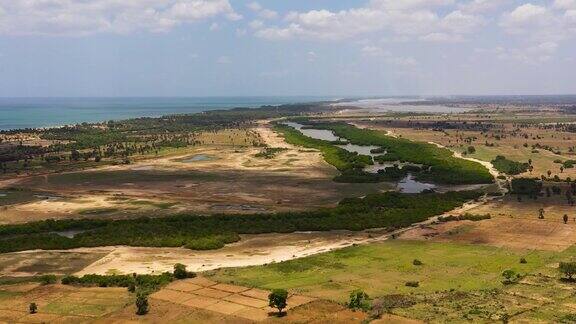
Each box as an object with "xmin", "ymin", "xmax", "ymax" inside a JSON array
[
  {"xmin": 283, "ymin": 122, "xmax": 342, "ymax": 142},
  {"xmin": 34, "ymin": 194, "xmax": 61, "ymax": 201},
  {"xmin": 180, "ymin": 154, "xmax": 215, "ymax": 163},
  {"xmin": 336, "ymin": 143, "xmax": 380, "ymax": 156},
  {"xmin": 52, "ymin": 229, "xmax": 88, "ymax": 238},
  {"xmin": 396, "ymin": 174, "xmax": 436, "ymax": 193}
]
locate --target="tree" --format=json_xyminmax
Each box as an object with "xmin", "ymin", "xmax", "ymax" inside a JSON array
[
  {"xmin": 173, "ymin": 263, "xmax": 195, "ymax": 279},
  {"xmin": 29, "ymin": 303, "xmax": 37, "ymax": 314},
  {"xmin": 268, "ymin": 289, "xmax": 288, "ymax": 316},
  {"xmin": 135, "ymin": 293, "xmax": 149, "ymax": 315},
  {"xmin": 348, "ymin": 289, "xmax": 370, "ymax": 310},
  {"xmin": 564, "ymin": 214, "xmax": 569, "ymax": 224},
  {"xmin": 538, "ymin": 208, "xmax": 545, "ymax": 219},
  {"xmin": 559, "ymin": 262, "xmax": 576, "ymax": 281}
]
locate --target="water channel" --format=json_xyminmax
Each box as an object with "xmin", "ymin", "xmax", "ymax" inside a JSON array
[{"xmin": 283, "ymin": 122, "xmax": 437, "ymax": 193}]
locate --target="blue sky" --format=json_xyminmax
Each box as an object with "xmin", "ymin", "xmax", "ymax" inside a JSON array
[{"xmin": 0, "ymin": 0, "xmax": 575, "ymax": 97}]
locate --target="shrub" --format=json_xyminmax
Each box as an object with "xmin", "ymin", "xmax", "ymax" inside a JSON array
[
  {"xmin": 501, "ymin": 269, "xmax": 520, "ymax": 284},
  {"xmin": 405, "ymin": 281, "xmax": 419, "ymax": 287},
  {"xmin": 268, "ymin": 289, "xmax": 288, "ymax": 315},
  {"xmin": 559, "ymin": 262, "xmax": 576, "ymax": 281},
  {"xmin": 29, "ymin": 303, "xmax": 37, "ymax": 314},
  {"xmin": 39, "ymin": 274, "xmax": 57, "ymax": 285},
  {"xmin": 412, "ymin": 259, "xmax": 423, "ymax": 266},
  {"xmin": 520, "ymin": 258, "xmax": 527, "ymax": 264},
  {"xmin": 135, "ymin": 293, "xmax": 149, "ymax": 315},
  {"xmin": 348, "ymin": 289, "xmax": 370, "ymax": 310},
  {"xmin": 173, "ymin": 263, "xmax": 195, "ymax": 279},
  {"xmin": 491, "ymin": 156, "xmax": 529, "ymax": 175},
  {"xmin": 510, "ymin": 178, "xmax": 542, "ymax": 196}
]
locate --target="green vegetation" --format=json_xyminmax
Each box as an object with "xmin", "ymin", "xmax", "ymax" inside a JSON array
[
  {"xmin": 278, "ymin": 121, "xmax": 493, "ymax": 185},
  {"xmin": 274, "ymin": 123, "xmax": 372, "ymax": 172},
  {"xmin": 491, "ymin": 155, "xmax": 529, "ymax": 175},
  {"xmin": 559, "ymin": 262, "xmax": 576, "ymax": 281},
  {"xmin": 254, "ymin": 147, "xmax": 288, "ymax": 159},
  {"xmin": 348, "ymin": 290, "xmax": 370, "ymax": 311},
  {"xmin": 0, "ymin": 191, "xmax": 479, "ymax": 253},
  {"xmin": 0, "ymin": 103, "xmax": 322, "ymax": 175},
  {"xmin": 510, "ymin": 178, "xmax": 543, "ymax": 196},
  {"xmin": 438, "ymin": 213, "xmax": 491, "ymax": 222},
  {"xmin": 29, "ymin": 302, "xmax": 37, "ymax": 314},
  {"xmin": 210, "ymin": 240, "xmax": 553, "ymax": 302},
  {"xmin": 268, "ymin": 289, "xmax": 288, "ymax": 315},
  {"xmin": 173, "ymin": 263, "xmax": 196, "ymax": 279},
  {"xmin": 135, "ymin": 293, "xmax": 149, "ymax": 315},
  {"xmin": 62, "ymin": 272, "xmax": 174, "ymax": 293}
]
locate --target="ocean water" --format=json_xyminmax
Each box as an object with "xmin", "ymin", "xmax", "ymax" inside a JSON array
[{"xmin": 0, "ymin": 96, "xmax": 332, "ymax": 131}]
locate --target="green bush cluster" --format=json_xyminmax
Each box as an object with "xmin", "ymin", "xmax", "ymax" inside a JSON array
[
  {"xmin": 0, "ymin": 191, "xmax": 479, "ymax": 253},
  {"xmin": 491, "ymin": 155, "xmax": 529, "ymax": 175},
  {"xmin": 61, "ymin": 272, "xmax": 174, "ymax": 292}
]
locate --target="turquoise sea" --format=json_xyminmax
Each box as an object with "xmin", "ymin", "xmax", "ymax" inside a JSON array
[{"xmin": 0, "ymin": 97, "xmax": 333, "ymax": 131}]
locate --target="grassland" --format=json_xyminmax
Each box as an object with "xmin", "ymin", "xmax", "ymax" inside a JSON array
[
  {"xmin": 209, "ymin": 239, "xmax": 576, "ymax": 322},
  {"xmin": 209, "ymin": 240, "xmax": 553, "ymax": 301}
]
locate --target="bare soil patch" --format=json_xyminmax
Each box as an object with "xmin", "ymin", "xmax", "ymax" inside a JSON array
[{"xmin": 1, "ymin": 124, "xmax": 390, "ymax": 224}]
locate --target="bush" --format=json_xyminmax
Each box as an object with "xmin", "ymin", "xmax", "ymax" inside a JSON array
[
  {"xmin": 491, "ymin": 156, "xmax": 529, "ymax": 175},
  {"xmin": 511, "ymin": 178, "xmax": 542, "ymax": 196},
  {"xmin": 173, "ymin": 263, "xmax": 195, "ymax": 279},
  {"xmin": 559, "ymin": 262, "xmax": 576, "ymax": 281},
  {"xmin": 412, "ymin": 259, "xmax": 423, "ymax": 266},
  {"xmin": 405, "ymin": 281, "xmax": 419, "ymax": 287},
  {"xmin": 29, "ymin": 303, "xmax": 37, "ymax": 314},
  {"xmin": 520, "ymin": 258, "xmax": 527, "ymax": 264},
  {"xmin": 348, "ymin": 289, "xmax": 370, "ymax": 310},
  {"xmin": 501, "ymin": 269, "xmax": 521, "ymax": 284},
  {"xmin": 268, "ymin": 289, "xmax": 288, "ymax": 315},
  {"xmin": 135, "ymin": 293, "xmax": 149, "ymax": 315},
  {"xmin": 39, "ymin": 274, "xmax": 57, "ymax": 285}
]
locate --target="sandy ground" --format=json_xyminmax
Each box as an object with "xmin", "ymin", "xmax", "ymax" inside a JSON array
[
  {"xmin": 0, "ymin": 123, "xmax": 390, "ymax": 224},
  {"xmin": 73, "ymin": 230, "xmax": 394, "ymax": 276}
]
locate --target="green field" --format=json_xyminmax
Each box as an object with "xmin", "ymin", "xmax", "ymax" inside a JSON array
[
  {"xmin": 209, "ymin": 240, "xmax": 555, "ymax": 301},
  {"xmin": 210, "ymin": 240, "xmax": 576, "ymax": 322}
]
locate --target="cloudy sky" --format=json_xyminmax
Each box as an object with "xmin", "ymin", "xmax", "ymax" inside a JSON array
[{"xmin": 0, "ymin": 0, "xmax": 575, "ymax": 97}]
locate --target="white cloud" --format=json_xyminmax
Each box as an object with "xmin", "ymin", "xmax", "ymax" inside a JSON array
[
  {"xmin": 246, "ymin": 1, "xmax": 277, "ymax": 20},
  {"xmin": 0, "ymin": 0, "xmax": 240, "ymax": 36},
  {"xmin": 554, "ymin": 0, "xmax": 576, "ymax": 10},
  {"xmin": 254, "ymin": 1, "xmax": 482, "ymax": 42},
  {"xmin": 500, "ymin": 3, "xmax": 575, "ymax": 42},
  {"xmin": 249, "ymin": 20, "xmax": 264, "ymax": 30},
  {"xmin": 459, "ymin": 0, "xmax": 509, "ymax": 13},
  {"xmin": 209, "ymin": 22, "xmax": 219, "ymax": 31},
  {"xmin": 440, "ymin": 10, "xmax": 485, "ymax": 34},
  {"xmin": 476, "ymin": 41, "xmax": 559, "ymax": 64},
  {"xmin": 420, "ymin": 32, "xmax": 464, "ymax": 42}
]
